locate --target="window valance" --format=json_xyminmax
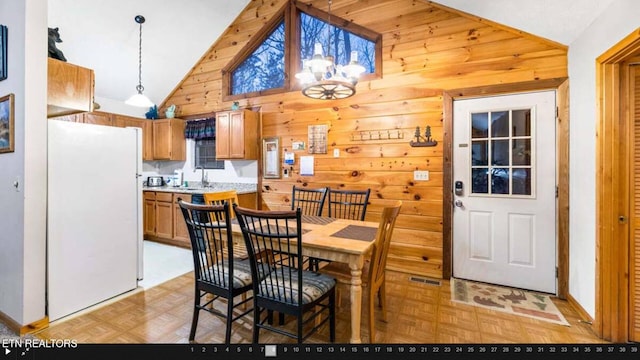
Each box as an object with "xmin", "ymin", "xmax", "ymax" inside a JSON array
[{"xmin": 184, "ymin": 117, "xmax": 216, "ymax": 139}]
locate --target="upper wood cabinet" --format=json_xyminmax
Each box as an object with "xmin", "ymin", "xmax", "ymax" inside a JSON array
[
  {"xmin": 114, "ymin": 114, "xmax": 154, "ymax": 161},
  {"xmin": 47, "ymin": 58, "xmax": 95, "ymax": 117},
  {"xmin": 152, "ymin": 118, "xmax": 186, "ymax": 160},
  {"xmin": 215, "ymin": 110, "xmax": 259, "ymax": 159}
]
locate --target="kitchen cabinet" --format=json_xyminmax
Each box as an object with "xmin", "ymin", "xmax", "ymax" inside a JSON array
[
  {"xmin": 143, "ymin": 192, "xmax": 156, "ymax": 237},
  {"xmin": 172, "ymin": 193, "xmax": 191, "ymax": 244},
  {"xmin": 155, "ymin": 192, "xmax": 173, "ymax": 240},
  {"xmin": 114, "ymin": 114, "xmax": 154, "ymax": 161},
  {"xmin": 153, "ymin": 119, "xmax": 186, "ymax": 161},
  {"xmin": 49, "ymin": 113, "xmax": 82, "ymax": 123},
  {"xmin": 143, "ymin": 190, "xmax": 257, "ymax": 248},
  {"xmin": 47, "ymin": 58, "xmax": 95, "ymax": 117},
  {"xmin": 82, "ymin": 111, "xmax": 113, "ymax": 126},
  {"xmin": 143, "ymin": 191, "xmax": 192, "ymax": 248},
  {"xmin": 215, "ymin": 110, "xmax": 259, "ymax": 159}
]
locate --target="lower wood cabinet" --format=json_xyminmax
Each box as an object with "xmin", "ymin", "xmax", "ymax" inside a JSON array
[
  {"xmin": 144, "ymin": 191, "xmax": 192, "ymax": 248},
  {"xmin": 144, "ymin": 190, "xmax": 256, "ymax": 249}
]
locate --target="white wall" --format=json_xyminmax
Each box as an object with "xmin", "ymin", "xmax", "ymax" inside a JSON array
[
  {"xmin": 0, "ymin": 0, "xmax": 47, "ymax": 326},
  {"xmin": 568, "ymin": 0, "xmax": 640, "ymax": 318}
]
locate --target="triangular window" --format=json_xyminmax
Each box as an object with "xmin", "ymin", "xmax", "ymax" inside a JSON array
[
  {"xmin": 224, "ymin": 1, "xmax": 381, "ymax": 100},
  {"xmin": 231, "ymin": 21, "xmax": 285, "ymax": 96}
]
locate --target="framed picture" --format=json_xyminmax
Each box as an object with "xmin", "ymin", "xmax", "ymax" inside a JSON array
[
  {"xmin": 0, "ymin": 93, "xmax": 15, "ymax": 153},
  {"xmin": 262, "ymin": 137, "xmax": 281, "ymax": 179},
  {"xmin": 0, "ymin": 25, "xmax": 7, "ymax": 81}
]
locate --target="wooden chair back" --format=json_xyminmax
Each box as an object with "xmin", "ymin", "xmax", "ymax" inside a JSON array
[
  {"xmin": 204, "ymin": 190, "xmax": 240, "ymax": 218},
  {"xmin": 368, "ymin": 200, "xmax": 402, "ymax": 289}
]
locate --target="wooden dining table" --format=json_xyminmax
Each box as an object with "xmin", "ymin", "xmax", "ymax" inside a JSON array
[{"xmin": 229, "ymin": 214, "xmax": 379, "ymax": 344}]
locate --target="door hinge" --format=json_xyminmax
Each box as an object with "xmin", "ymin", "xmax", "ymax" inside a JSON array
[
  {"xmin": 556, "ymin": 186, "xmax": 558, "ymax": 198},
  {"xmin": 556, "ymin": 267, "xmax": 558, "ymax": 278}
]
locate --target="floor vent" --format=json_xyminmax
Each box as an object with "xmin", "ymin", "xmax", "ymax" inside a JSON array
[{"xmin": 409, "ymin": 276, "xmax": 441, "ymax": 286}]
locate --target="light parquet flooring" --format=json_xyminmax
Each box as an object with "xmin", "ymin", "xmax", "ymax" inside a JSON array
[{"xmin": 34, "ymin": 271, "xmax": 608, "ymax": 344}]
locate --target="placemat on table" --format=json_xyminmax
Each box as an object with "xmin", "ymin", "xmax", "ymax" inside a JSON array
[
  {"xmin": 301, "ymin": 215, "xmax": 337, "ymax": 225},
  {"xmin": 330, "ymin": 225, "xmax": 377, "ymax": 241}
]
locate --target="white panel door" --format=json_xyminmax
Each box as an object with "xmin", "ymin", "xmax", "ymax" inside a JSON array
[{"xmin": 452, "ymin": 91, "xmax": 557, "ymax": 294}]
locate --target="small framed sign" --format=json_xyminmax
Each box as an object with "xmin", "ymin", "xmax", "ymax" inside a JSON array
[
  {"xmin": 0, "ymin": 25, "xmax": 7, "ymax": 81},
  {"xmin": 262, "ymin": 137, "xmax": 281, "ymax": 179}
]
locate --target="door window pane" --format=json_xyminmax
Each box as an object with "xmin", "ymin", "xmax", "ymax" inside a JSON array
[
  {"xmin": 472, "ymin": 168, "xmax": 488, "ymax": 194},
  {"xmin": 512, "ymin": 139, "xmax": 531, "ymax": 166},
  {"xmin": 491, "ymin": 168, "xmax": 510, "ymax": 194},
  {"xmin": 472, "ymin": 140, "xmax": 488, "ymax": 166},
  {"xmin": 512, "ymin": 109, "xmax": 531, "ymax": 136},
  {"xmin": 472, "ymin": 112, "xmax": 488, "ymax": 138},
  {"xmin": 491, "ymin": 111, "xmax": 509, "ymax": 137},
  {"xmin": 491, "ymin": 139, "xmax": 510, "ymax": 166},
  {"xmin": 512, "ymin": 168, "xmax": 532, "ymax": 195}
]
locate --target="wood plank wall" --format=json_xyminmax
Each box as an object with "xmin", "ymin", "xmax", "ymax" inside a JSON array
[{"xmin": 161, "ymin": 0, "xmax": 568, "ymax": 279}]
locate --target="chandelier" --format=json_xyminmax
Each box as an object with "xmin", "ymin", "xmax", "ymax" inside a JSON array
[
  {"xmin": 125, "ymin": 15, "xmax": 154, "ymax": 108},
  {"xmin": 294, "ymin": 0, "xmax": 366, "ymax": 100}
]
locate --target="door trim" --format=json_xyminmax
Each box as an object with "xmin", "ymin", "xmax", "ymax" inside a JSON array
[
  {"xmin": 594, "ymin": 27, "xmax": 640, "ymax": 342},
  {"xmin": 442, "ymin": 78, "xmax": 570, "ymax": 300}
]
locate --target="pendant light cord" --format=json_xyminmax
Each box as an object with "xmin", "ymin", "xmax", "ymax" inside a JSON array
[{"xmin": 135, "ymin": 16, "xmax": 145, "ymax": 93}]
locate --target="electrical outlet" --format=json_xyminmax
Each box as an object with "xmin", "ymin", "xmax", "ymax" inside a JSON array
[{"xmin": 414, "ymin": 170, "xmax": 429, "ymax": 181}]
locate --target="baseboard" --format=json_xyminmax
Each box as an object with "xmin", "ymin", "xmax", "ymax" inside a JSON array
[
  {"xmin": 0, "ymin": 311, "xmax": 21, "ymax": 335},
  {"xmin": 0, "ymin": 312, "xmax": 48, "ymax": 336},
  {"xmin": 567, "ymin": 293, "xmax": 594, "ymax": 325},
  {"xmin": 21, "ymin": 316, "xmax": 49, "ymax": 335}
]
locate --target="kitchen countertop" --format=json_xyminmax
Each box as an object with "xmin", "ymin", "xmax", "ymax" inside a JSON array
[{"xmin": 143, "ymin": 182, "xmax": 257, "ymax": 195}]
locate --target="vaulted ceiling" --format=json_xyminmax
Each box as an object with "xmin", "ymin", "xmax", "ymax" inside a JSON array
[{"xmin": 47, "ymin": 0, "xmax": 615, "ymax": 109}]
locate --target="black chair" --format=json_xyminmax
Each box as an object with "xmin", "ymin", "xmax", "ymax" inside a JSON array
[
  {"xmin": 292, "ymin": 186, "xmax": 328, "ymax": 271},
  {"xmin": 291, "ymin": 186, "xmax": 328, "ymax": 216},
  {"xmin": 178, "ymin": 200, "xmax": 253, "ymax": 344},
  {"xmin": 233, "ymin": 204, "xmax": 336, "ymax": 343},
  {"xmin": 327, "ymin": 188, "xmax": 371, "ymax": 221}
]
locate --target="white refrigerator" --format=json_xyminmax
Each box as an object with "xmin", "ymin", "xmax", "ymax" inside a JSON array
[{"xmin": 47, "ymin": 120, "xmax": 143, "ymax": 322}]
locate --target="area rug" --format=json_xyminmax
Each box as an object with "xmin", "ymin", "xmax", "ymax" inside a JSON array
[{"xmin": 451, "ymin": 278, "xmax": 570, "ymax": 326}]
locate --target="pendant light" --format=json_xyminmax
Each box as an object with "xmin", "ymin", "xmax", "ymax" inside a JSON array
[
  {"xmin": 125, "ymin": 15, "xmax": 154, "ymax": 108},
  {"xmin": 295, "ymin": 0, "xmax": 366, "ymax": 100}
]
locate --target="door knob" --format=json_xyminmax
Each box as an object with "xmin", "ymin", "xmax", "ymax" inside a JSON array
[{"xmin": 454, "ymin": 200, "xmax": 463, "ymax": 207}]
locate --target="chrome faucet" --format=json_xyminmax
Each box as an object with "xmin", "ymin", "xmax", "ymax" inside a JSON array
[{"xmin": 194, "ymin": 166, "xmax": 207, "ymax": 187}]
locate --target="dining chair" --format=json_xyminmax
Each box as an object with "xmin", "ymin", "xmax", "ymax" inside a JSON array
[
  {"xmin": 203, "ymin": 190, "xmax": 240, "ymax": 216},
  {"xmin": 319, "ymin": 200, "xmax": 402, "ymax": 343},
  {"xmin": 291, "ymin": 186, "xmax": 329, "ymax": 271},
  {"xmin": 178, "ymin": 200, "xmax": 253, "ymax": 344},
  {"xmin": 203, "ymin": 190, "xmax": 248, "ymax": 258},
  {"xmin": 233, "ymin": 204, "xmax": 336, "ymax": 343},
  {"xmin": 327, "ymin": 188, "xmax": 371, "ymax": 221},
  {"xmin": 308, "ymin": 188, "xmax": 373, "ymax": 271},
  {"xmin": 291, "ymin": 186, "xmax": 329, "ymax": 216}
]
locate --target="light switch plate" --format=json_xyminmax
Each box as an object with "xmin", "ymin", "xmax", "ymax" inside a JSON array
[
  {"xmin": 414, "ymin": 170, "xmax": 429, "ymax": 181},
  {"xmin": 333, "ymin": 148, "xmax": 340, "ymax": 158}
]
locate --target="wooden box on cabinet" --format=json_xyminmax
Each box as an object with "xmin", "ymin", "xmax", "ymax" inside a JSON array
[
  {"xmin": 47, "ymin": 58, "xmax": 95, "ymax": 117},
  {"xmin": 115, "ymin": 115, "xmax": 154, "ymax": 161},
  {"xmin": 153, "ymin": 119, "xmax": 186, "ymax": 160},
  {"xmin": 215, "ymin": 110, "xmax": 259, "ymax": 159}
]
